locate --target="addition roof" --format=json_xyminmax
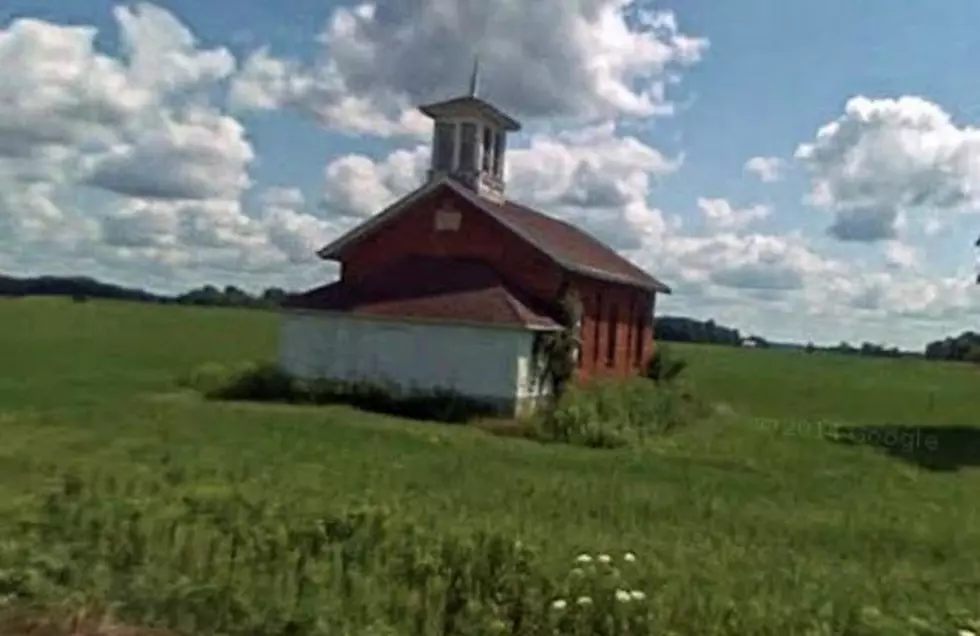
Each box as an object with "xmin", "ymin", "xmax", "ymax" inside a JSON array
[{"xmin": 282, "ymin": 255, "xmax": 563, "ymax": 331}]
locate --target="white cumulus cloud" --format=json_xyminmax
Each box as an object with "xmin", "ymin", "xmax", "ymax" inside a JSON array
[
  {"xmin": 228, "ymin": 0, "xmax": 708, "ymax": 136},
  {"xmin": 744, "ymin": 156, "xmax": 784, "ymax": 183},
  {"xmin": 796, "ymin": 95, "xmax": 980, "ymax": 242},
  {"xmin": 696, "ymin": 197, "xmax": 771, "ymax": 232}
]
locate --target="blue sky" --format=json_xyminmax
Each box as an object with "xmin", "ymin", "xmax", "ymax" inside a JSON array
[{"xmin": 2, "ymin": 0, "xmax": 980, "ymax": 349}]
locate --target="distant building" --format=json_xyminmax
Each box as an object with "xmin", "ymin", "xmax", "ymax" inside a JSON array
[{"xmin": 277, "ymin": 66, "xmax": 671, "ymax": 416}]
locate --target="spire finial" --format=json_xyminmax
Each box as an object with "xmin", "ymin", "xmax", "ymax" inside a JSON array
[{"xmin": 468, "ymin": 53, "xmax": 480, "ymax": 98}]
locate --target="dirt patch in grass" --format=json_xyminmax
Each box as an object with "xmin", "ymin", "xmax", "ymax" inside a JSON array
[{"xmin": 470, "ymin": 417, "xmax": 536, "ymax": 439}]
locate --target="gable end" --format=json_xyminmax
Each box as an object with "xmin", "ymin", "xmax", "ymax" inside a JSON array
[
  {"xmin": 316, "ymin": 177, "xmax": 447, "ymax": 260},
  {"xmin": 316, "ymin": 176, "xmax": 670, "ymax": 294}
]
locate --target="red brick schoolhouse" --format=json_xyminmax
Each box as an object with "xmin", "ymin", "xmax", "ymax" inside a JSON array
[{"xmin": 278, "ymin": 69, "xmax": 671, "ymax": 413}]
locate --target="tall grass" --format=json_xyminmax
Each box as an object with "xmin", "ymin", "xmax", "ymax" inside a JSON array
[
  {"xmin": 2, "ymin": 300, "xmax": 980, "ymax": 634},
  {"xmin": 2, "ymin": 468, "xmax": 975, "ymax": 636},
  {"xmin": 1, "ymin": 469, "xmax": 666, "ymax": 636}
]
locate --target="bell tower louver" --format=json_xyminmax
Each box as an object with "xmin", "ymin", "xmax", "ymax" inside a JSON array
[{"xmin": 418, "ymin": 57, "xmax": 521, "ymax": 204}]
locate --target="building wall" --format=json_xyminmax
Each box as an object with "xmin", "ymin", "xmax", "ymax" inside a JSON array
[
  {"xmin": 338, "ymin": 188, "xmax": 565, "ymax": 302},
  {"xmin": 277, "ymin": 311, "xmax": 547, "ymax": 415},
  {"xmin": 333, "ymin": 184, "xmax": 661, "ymax": 387},
  {"xmin": 572, "ymin": 276, "xmax": 657, "ymax": 382}
]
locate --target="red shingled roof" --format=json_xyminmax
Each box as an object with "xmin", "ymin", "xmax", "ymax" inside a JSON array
[
  {"xmin": 316, "ymin": 178, "xmax": 670, "ymax": 293},
  {"xmin": 489, "ymin": 199, "xmax": 669, "ymax": 292},
  {"xmin": 283, "ymin": 255, "xmax": 562, "ymax": 330}
]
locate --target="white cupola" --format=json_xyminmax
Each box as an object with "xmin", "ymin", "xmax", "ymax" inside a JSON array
[{"xmin": 418, "ymin": 57, "xmax": 521, "ymax": 204}]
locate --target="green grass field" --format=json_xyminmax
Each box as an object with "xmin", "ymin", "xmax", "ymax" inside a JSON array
[{"xmin": 1, "ymin": 297, "xmax": 978, "ymax": 635}]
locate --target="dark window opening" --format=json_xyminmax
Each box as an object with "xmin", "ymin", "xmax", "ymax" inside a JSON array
[
  {"xmin": 493, "ymin": 131, "xmax": 506, "ymax": 177},
  {"xmin": 606, "ymin": 304, "xmax": 618, "ymax": 367},
  {"xmin": 482, "ymin": 126, "xmax": 494, "ymax": 171},
  {"xmin": 433, "ymin": 122, "xmax": 455, "ymax": 171},
  {"xmin": 592, "ymin": 293, "xmax": 603, "ymax": 367},
  {"xmin": 634, "ymin": 306, "xmax": 645, "ymax": 367},
  {"xmin": 625, "ymin": 299, "xmax": 634, "ymax": 364},
  {"xmin": 459, "ymin": 122, "xmax": 477, "ymax": 172}
]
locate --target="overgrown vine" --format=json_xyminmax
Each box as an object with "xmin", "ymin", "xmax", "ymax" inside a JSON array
[{"xmin": 532, "ymin": 284, "xmax": 583, "ymax": 404}]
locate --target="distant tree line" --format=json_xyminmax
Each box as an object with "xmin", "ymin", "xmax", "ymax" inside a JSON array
[
  {"xmin": 0, "ymin": 275, "xmax": 165, "ymax": 303},
  {"xmin": 654, "ymin": 316, "xmax": 743, "ymax": 346},
  {"xmin": 809, "ymin": 341, "xmax": 914, "ymax": 359},
  {"xmin": 174, "ymin": 284, "xmax": 288, "ymax": 308},
  {"xmin": 655, "ymin": 315, "xmax": 919, "ymax": 358},
  {"xmin": 0, "ymin": 274, "xmax": 288, "ymax": 310},
  {"xmin": 923, "ymin": 331, "xmax": 980, "ymax": 363},
  {"xmin": 0, "ymin": 274, "xmax": 968, "ymax": 360}
]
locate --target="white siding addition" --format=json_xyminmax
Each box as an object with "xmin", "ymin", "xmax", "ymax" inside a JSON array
[{"xmin": 278, "ymin": 311, "xmax": 547, "ymax": 415}]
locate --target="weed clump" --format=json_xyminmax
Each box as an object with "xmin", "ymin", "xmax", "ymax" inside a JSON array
[
  {"xmin": 209, "ymin": 362, "xmax": 296, "ymax": 401},
  {"xmin": 642, "ymin": 344, "xmax": 688, "ymax": 386},
  {"xmin": 527, "ymin": 345, "xmax": 706, "ymax": 448},
  {"xmin": 530, "ymin": 378, "xmax": 707, "ymax": 448}
]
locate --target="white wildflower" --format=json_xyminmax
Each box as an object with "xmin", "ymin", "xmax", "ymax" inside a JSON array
[
  {"xmin": 575, "ymin": 553, "xmax": 592, "ymax": 564},
  {"xmin": 576, "ymin": 596, "xmax": 593, "ymax": 606},
  {"xmin": 552, "ymin": 599, "xmax": 567, "ymax": 610},
  {"xmin": 630, "ymin": 590, "xmax": 646, "ymax": 601},
  {"xmin": 958, "ymin": 630, "xmax": 976, "ymax": 636},
  {"xmin": 615, "ymin": 589, "xmax": 631, "ymax": 603},
  {"xmin": 623, "ymin": 552, "xmax": 637, "ymax": 563},
  {"xmin": 570, "ymin": 567, "xmax": 585, "ymax": 577},
  {"xmin": 598, "ymin": 553, "xmax": 612, "ymax": 564}
]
